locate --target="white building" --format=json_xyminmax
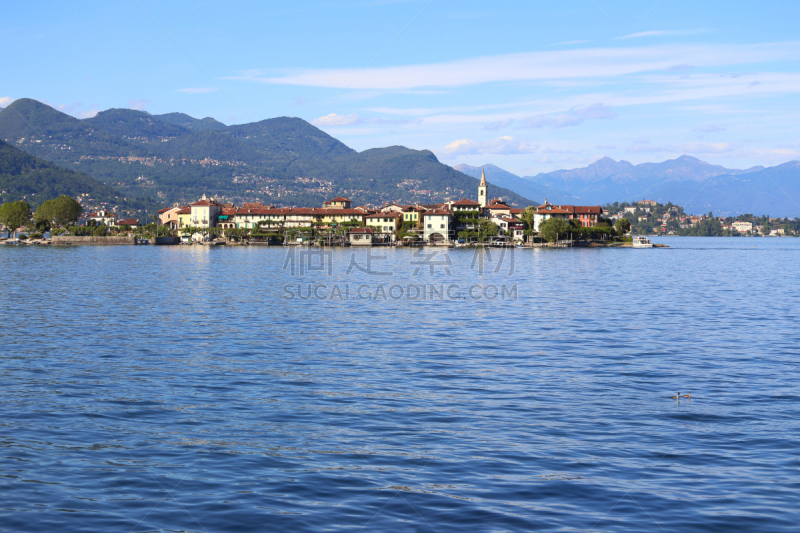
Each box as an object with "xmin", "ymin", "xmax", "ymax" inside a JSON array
[
  {"xmin": 732, "ymin": 221, "xmax": 753, "ymax": 233},
  {"xmin": 87, "ymin": 209, "xmax": 117, "ymax": 226},
  {"xmin": 478, "ymin": 168, "xmax": 488, "ymax": 208},
  {"xmin": 423, "ymin": 210, "xmax": 452, "ymax": 242}
]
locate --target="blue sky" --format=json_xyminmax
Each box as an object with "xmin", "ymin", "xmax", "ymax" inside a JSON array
[{"xmin": 2, "ymin": 0, "xmax": 800, "ymax": 175}]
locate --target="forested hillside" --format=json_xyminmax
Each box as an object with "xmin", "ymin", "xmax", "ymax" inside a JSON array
[{"xmin": 0, "ymin": 99, "xmax": 533, "ymax": 208}]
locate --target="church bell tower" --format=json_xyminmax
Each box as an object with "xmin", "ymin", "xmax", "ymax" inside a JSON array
[{"xmin": 478, "ymin": 167, "xmax": 488, "ymax": 208}]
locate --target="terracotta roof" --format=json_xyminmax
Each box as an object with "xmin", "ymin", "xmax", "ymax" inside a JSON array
[
  {"xmin": 328, "ymin": 197, "xmax": 351, "ymax": 202},
  {"xmin": 487, "ymin": 199, "xmax": 510, "ymax": 207},
  {"xmin": 536, "ymin": 204, "xmax": 602, "ymax": 215},
  {"xmin": 221, "ymin": 208, "xmax": 238, "ymax": 215},
  {"xmin": 510, "ymin": 208, "xmax": 524, "ymax": 214},
  {"xmin": 537, "ymin": 206, "xmax": 572, "ymax": 214},
  {"xmin": 190, "ymin": 199, "xmax": 222, "ymax": 207},
  {"xmin": 177, "ymin": 207, "xmax": 191, "ymax": 214},
  {"xmin": 423, "ymin": 210, "xmax": 452, "ymax": 216},
  {"xmin": 350, "ymin": 227, "xmax": 375, "ymax": 234},
  {"xmin": 366, "ymin": 212, "xmax": 401, "ymax": 219},
  {"xmin": 451, "ymin": 198, "xmax": 481, "ymax": 206},
  {"xmin": 572, "ymin": 206, "xmax": 603, "ymax": 214},
  {"xmin": 157, "ymin": 207, "xmax": 171, "ymax": 213},
  {"xmin": 117, "ymin": 219, "xmax": 139, "ymax": 225}
]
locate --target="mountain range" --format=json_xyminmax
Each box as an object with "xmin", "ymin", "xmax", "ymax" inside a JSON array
[
  {"xmin": 455, "ymin": 156, "xmax": 800, "ymax": 217},
  {"xmin": 0, "ymin": 99, "xmax": 532, "ymax": 209}
]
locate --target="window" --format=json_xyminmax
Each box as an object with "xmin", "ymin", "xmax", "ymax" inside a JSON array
[
  {"xmin": 427, "ymin": 224, "xmax": 432, "ymax": 229},
  {"xmin": 440, "ymin": 224, "xmax": 445, "ymax": 229}
]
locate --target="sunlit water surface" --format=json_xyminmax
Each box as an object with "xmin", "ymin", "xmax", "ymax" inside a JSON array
[{"xmin": 1, "ymin": 237, "xmax": 799, "ymax": 532}]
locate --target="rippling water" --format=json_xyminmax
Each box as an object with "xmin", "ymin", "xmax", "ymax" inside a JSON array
[{"xmin": 1, "ymin": 237, "xmax": 799, "ymax": 532}]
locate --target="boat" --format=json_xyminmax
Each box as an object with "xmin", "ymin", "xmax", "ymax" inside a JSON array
[{"xmin": 632, "ymin": 236, "xmax": 654, "ymax": 248}]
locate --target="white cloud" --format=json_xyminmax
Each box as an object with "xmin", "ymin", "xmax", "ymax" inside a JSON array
[
  {"xmin": 482, "ymin": 119, "xmax": 512, "ymax": 131},
  {"xmin": 177, "ymin": 87, "xmax": 220, "ymax": 94},
  {"xmin": 311, "ymin": 113, "xmax": 362, "ymax": 126},
  {"xmin": 226, "ymin": 42, "xmax": 800, "ymax": 90},
  {"xmin": 128, "ymin": 99, "xmax": 148, "ymax": 111},
  {"xmin": 618, "ymin": 29, "xmax": 711, "ymax": 40},
  {"xmin": 440, "ymin": 136, "xmax": 538, "ymax": 157},
  {"xmin": 0, "ymin": 96, "xmax": 15, "ymax": 107},
  {"xmin": 521, "ymin": 103, "xmax": 616, "ymax": 128},
  {"xmin": 550, "ymin": 40, "xmax": 591, "ymax": 46},
  {"xmin": 78, "ymin": 109, "xmax": 98, "ymax": 119}
]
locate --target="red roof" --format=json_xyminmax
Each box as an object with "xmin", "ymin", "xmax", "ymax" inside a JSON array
[
  {"xmin": 117, "ymin": 219, "xmax": 139, "ymax": 225},
  {"xmin": 366, "ymin": 212, "xmax": 401, "ymax": 219},
  {"xmin": 487, "ymin": 199, "xmax": 510, "ymax": 207},
  {"xmin": 423, "ymin": 210, "xmax": 451, "ymax": 216},
  {"xmin": 157, "ymin": 207, "xmax": 171, "ymax": 213},
  {"xmin": 350, "ymin": 227, "xmax": 375, "ymax": 234},
  {"xmin": 190, "ymin": 199, "xmax": 222, "ymax": 207},
  {"xmin": 328, "ymin": 197, "xmax": 351, "ymax": 203},
  {"xmin": 572, "ymin": 206, "xmax": 602, "ymax": 214},
  {"xmin": 451, "ymin": 198, "xmax": 481, "ymax": 206},
  {"xmin": 177, "ymin": 207, "xmax": 191, "ymax": 214}
]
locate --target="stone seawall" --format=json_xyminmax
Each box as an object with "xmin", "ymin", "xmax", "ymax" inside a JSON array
[{"xmin": 52, "ymin": 236, "xmax": 138, "ymax": 245}]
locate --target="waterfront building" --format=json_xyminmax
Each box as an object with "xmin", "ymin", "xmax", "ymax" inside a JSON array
[
  {"xmin": 176, "ymin": 207, "xmax": 192, "ymax": 229},
  {"xmin": 732, "ymin": 221, "xmax": 753, "ymax": 233},
  {"xmin": 533, "ymin": 200, "xmax": 603, "ymax": 231},
  {"xmin": 349, "ymin": 227, "xmax": 375, "ymax": 246},
  {"xmin": 423, "ymin": 210, "xmax": 453, "ymax": 243},
  {"xmin": 158, "ymin": 206, "xmax": 185, "ymax": 228},
  {"xmin": 190, "ymin": 195, "xmax": 223, "ymax": 228},
  {"xmin": 365, "ymin": 212, "xmax": 402, "ymax": 240},
  {"xmin": 402, "ymin": 205, "xmax": 426, "ymax": 227}
]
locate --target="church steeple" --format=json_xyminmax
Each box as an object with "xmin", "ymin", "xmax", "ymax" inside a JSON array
[{"xmin": 478, "ymin": 167, "xmax": 488, "ymax": 208}]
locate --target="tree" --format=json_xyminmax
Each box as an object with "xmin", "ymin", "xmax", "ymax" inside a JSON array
[
  {"xmin": 615, "ymin": 218, "xmax": 631, "ymax": 235},
  {"xmin": 538, "ymin": 217, "xmax": 571, "ymax": 243},
  {"xmin": 520, "ymin": 206, "xmax": 536, "ymax": 230},
  {"xmin": 0, "ymin": 200, "xmax": 32, "ymax": 238},
  {"xmin": 50, "ymin": 196, "xmax": 83, "ymax": 227}
]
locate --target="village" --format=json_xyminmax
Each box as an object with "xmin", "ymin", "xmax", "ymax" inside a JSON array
[
  {"xmin": 67, "ymin": 169, "xmax": 798, "ymax": 245},
  {"xmin": 131, "ymin": 169, "xmax": 609, "ymax": 246}
]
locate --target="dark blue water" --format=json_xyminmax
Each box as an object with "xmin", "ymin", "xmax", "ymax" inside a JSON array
[{"xmin": 1, "ymin": 237, "xmax": 799, "ymax": 532}]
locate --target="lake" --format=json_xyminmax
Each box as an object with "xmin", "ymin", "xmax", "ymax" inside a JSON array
[{"xmin": 1, "ymin": 237, "xmax": 798, "ymax": 532}]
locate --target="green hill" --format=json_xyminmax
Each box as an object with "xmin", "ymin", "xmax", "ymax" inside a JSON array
[
  {"xmin": 0, "ymin": 99, "xmax": 535, "ymax": 208},
  {"xmin": 155, "ymin": 112, "xmax": 227, "ymax": 132},
  {"xmin": 0, "ymin": 139, "xmax": 122, "ymax": 206},
  {"xmin": 86, "ymin": 108, "xmax": 189, "ymax": 138}
]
